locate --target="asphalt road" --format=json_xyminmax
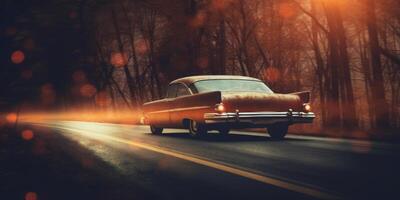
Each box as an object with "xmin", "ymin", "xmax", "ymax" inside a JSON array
[{"xmin": 24, "ymin": 121, "xmax": 400, "ymax": 199}]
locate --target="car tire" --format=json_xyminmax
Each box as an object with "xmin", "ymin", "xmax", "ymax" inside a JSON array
[
  {"xmin": 150, "ymin": 125, "xmax": 163, "ymax": 135},
  {"xmin": 188, "ymin": 120, "xmax": 207, "ymax": 137},
  {"xmin": 267, "ymin": 124, "xmax": 288, "ymax": 140}
]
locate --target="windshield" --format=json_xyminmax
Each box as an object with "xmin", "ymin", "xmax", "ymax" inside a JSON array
[{"xmin": 191, "ymin": 79, "xmax": 273, "ymax": 94}]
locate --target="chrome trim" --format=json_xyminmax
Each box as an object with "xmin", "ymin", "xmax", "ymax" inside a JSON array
[
  {"xmin": 147, "ymin": 106, "xmax": 211, "ymax": 114},
  {"xmin": 204, "ymin": 111, "xmax": 315, "ymax": 125}
]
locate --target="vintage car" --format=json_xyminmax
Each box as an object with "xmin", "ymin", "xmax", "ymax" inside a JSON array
[{"xmin": 141, "ymin": 75, "xmax": 315, "ymax": 139}]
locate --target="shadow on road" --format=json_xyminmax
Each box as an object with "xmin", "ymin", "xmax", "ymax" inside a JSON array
[
  {"xmin": 148, "ymin": 132, "xmax": 309, "ymax": 143},
  {"xmin": 0, "ymin": 124, "xmax": 157, "ymax": 200}
]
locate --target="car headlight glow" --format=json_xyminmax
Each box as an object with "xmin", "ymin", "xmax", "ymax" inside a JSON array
[{"xmin": 215, "ymin": 103, "xmax": 225, "ymax": 113}]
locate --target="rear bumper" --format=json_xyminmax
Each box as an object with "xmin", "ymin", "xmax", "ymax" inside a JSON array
[{"xmin": 204, "ymin": 111, "xmax": 315, "ymax": 126}]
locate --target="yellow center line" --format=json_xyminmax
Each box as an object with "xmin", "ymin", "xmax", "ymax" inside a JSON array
[{"xmin": 42, "ymin": 124, "xmax": 338, "ymax": 200}]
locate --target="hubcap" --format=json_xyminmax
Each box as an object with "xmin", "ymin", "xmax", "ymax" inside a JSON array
[{"xmin": 191, "ymin": 120, "xmax": 197, "ymax": 132}]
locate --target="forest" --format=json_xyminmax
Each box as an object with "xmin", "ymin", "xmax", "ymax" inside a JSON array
[{"xmin": 1, "ymin": 0, "xmax": 399, "ymax": 134}]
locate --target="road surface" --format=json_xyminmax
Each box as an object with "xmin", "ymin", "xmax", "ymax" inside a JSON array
[{"xmin": 22, "ymin": 121, "xmax": 400, "ymax": 199}]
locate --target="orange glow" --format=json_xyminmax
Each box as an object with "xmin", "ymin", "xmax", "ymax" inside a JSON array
[
  {"xmin": 21, "ymin": 69, "xmax": 33, "ymax": 79},
  {"xmin": 110, "ymin": 52, "xmax": 128, "ymax": 67},
  {"xmin": 11, "ymin": 50, "xmax": 25, "ymax": 64},
  {"xmin": 264, "ymin": 67, "xmax": 280, "ymax": 82},
  {"xmin": 18, "ymin": 110, "xmax": 141, "ymax": 125},
  {"xmin": 278, "ymin": 3, "xmax": 296, "ymax": 19},
  {"xmin": 41, "ymin": 84, "xmax": 55, "ymax": 96},
  {"xmin": 320, "ymin": 0, "xmax": 347, "ymax": 7},
  {"xmin": 25, "ymin": 192, "xmax": 37, "ymax": 200},
  {"xmin": 303, "ymin": 103, "xmax": 311, "ymax": 112},
  {"xmin": 22, "ymin": 129, "xmax": 34, "ymax": 140},
  {"xmin": 135, "ymin": 39, "xmax": 148, "ymax": 55},
  {"xmin": 215, "ymin": 103, "xmax": 225, "ymax": 113},
  {"xmin": 72, "ymin": 70, "xmax": 86, "ymax": 83},
  {"xmin": 6, "ymin": 113, "xmax": 18, "ymax": 123},
  {"xmin": 41, "ymin": 83, "xmax": 56, "ymax": 105},
  {"xmin": 210, "ymin": 0, "xmax": 230, "ymax": 10},
  {"xmin": 95, "ymin": 91, "xmax": 111, "ymax": 107},
  {"xmin": 80, "ymin": 84, "xmax": 97, "ymax": 97},
  {"xmin": 189, "ymin": 11, "xmax": 206, "ymax": 28}
]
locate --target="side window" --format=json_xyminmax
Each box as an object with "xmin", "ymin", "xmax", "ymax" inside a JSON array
[
  {"xmin": 189, "ymin": 84, "xmax": 198, "ymax": 94},
  {"xmin": 176, "ymin": 84, "xmax": 191, "ymax": 97},
  {"xmin": 166, "ymin": 84, "xmax": 177, "ymax": 98}
]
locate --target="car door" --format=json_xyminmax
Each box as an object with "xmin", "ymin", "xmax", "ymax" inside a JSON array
[
  {"xmin": 152, "ymin": 84, "xmax": 177, "ymax": 127},
  {"xmin": 169, "ymin": 83, "xmax": 192, "ymax": 127}
]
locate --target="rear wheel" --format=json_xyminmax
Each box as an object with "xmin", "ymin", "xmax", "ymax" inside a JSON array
[
  {"xmin": 267, "ymin": 124, "xmax": 288, "ymax": 140},
  {"xmin": 188, "ymin": 120, "xmax": 207, "ymax": 137},
  {"xmin": 150, "ymin": 125, "xmax": 163, "ymax": 135}
]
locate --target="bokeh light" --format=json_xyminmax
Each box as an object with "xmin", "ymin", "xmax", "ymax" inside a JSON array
[
  {"xmin": 80, "ymin": 84, "xmax": 97, "ymax": 97},
  {"xmin": 21, "ymin": 129, "xmax": 34, "ymax": 140},
  {"xmin": 25, "ymin": 192, "xmax": 37, "ymax": 200},
  {"xmin": 210, "ymin": 0, "xmax": 230, "ymax": 10},
  {"xmin": 72, "ymin": 70, "xmax": 86, "ymax": 83},
  {"xmin": 41, "ymin": 84, "xmax": 54, "ymax": 95},
  {"xmin": 110, "ymin": 52, "xmax": 128, "ymax": 67},
  {"xmin": 41, "ymin": 83, "xmax": 56, "ymax": 105},
  {"xmin": 278, "ymin": 2, "xmax": 295, "ymax": 19},
  {"xmin": 189, "ymin": 11, "xmax": 206, "ymax": 27},
  {"xmin": 264, "ymin": 67, "xmax": 280, "ymax": 82},
  {"xmin": 135, "ymin": 39, "xmax": 148, "ymax": 55},
  {"xmin": 21, "ymin": 69, "xmax": 33, "ymax": 80},
  {"xmin": 6, "ymin": 113, "xmax": 18, "ymax": 124},
  {"xmin": 11, "ymin": 50, "xmax": 25, "ymax": 64},
  {"xmin": 95, "ymin": 91, "xmax": 111, "ymax": 107}
]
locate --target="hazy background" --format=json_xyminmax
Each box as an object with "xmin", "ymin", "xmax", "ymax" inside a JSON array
[{"xmin": 1, "ymin": 0, "xmax": 399, "ymax": 137}]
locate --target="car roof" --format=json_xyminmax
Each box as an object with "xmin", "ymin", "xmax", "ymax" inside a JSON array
[{"xmin": 170, "ymin": 75, "xmax": 261, "ymax": 85}]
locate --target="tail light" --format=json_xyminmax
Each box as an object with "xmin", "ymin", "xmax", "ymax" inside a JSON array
[{"xmin": 303, "ymin": 103, "xmax": 311, "ymax": 113}]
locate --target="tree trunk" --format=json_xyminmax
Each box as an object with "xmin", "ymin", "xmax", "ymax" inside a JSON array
[
  {"xmin": 335, "ymin": 5, "xmax": 358, "ymax": 129},
  {"xmin": 359, "ymin": 30, "xmax": 375, "ymax": 128},
  {"xmin": 323, "ymin": 1, "xmax": 357, "ymax": 129},
  {"xmin": 323, "ymin": 2, "xmax": 341, "ymax": 128},
  {"xmin": 365, "ymin": 0, "xmax": 390, "ymax": 129},
  {"xmin": 120, "ymin": 1, "xmax": 142, "ymax": 106},
  {"xmin": 310, "ymin": 0, "xmax": 327, "ymax": 126},
  {"xmin": 217, "ymin": 16, "xmax": 226, "ymax": 74},
  {"xmin": 111, "ymin": 7, "xmax": 136, "ymax": 107}
]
